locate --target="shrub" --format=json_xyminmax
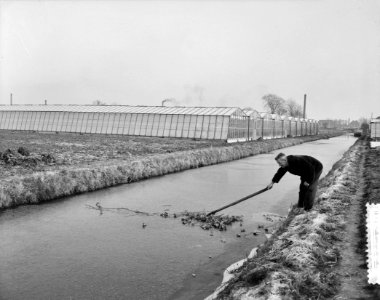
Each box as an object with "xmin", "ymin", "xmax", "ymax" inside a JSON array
[
  {"xmin": 17, "ymin": 147, "xmax": 30, "ymax": 156},
  {"xmin": 41, "ymin": 153, "xmax": 55, "ymax": 164},
  {"xmin": 1, "ymin": 149, "xmax": 16, "ymax": 164}
]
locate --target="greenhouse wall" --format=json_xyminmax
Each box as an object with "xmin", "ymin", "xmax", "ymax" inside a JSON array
[
  {"xmin": 273, "ymin": 119, "xmax": 283, "ymax": 138},
  {"xmin": 370, "ymin": 119, "xmax": 380, "ymax": 140},
  {"xmin": 0, "ymin": 105, "xmax": 319, "ymax": 142},
  {"xmin": 296, "ymin": 120, "xmax": 302, "ymax": 137},
  {"xmin": 227, "ymin": 114, "xmax": 249, "ymax": 142},
  {"xmin": 0, "ymin": 110, "xmax": 233, "ymax": 140},
  {"xmin": 283, "ymin": 120, "xmax": 290, "ymax": 137}
]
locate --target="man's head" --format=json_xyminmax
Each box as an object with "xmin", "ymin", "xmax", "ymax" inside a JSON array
[{"xmin": 275, "ymin": 153, "xmax": 288, "ymax": 167}]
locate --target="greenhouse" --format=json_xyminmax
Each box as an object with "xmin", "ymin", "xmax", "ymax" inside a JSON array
[
  {"xmin": 243, "ymin": 109, "xmax": 261, "ymax": 140},
  {"xmin": 370, "ymin": 118, "xmax": 380, "ymax": 140},
  {"xmin": 283, "ymin": 116, "xmax": 293, "ymax": 137},
  {"xmin": 0, "ymin": 105, "xmax": 318, "ymax": 142},
  {"xmin": 0, "ymin": 105, "xmax": 249, "ymax": 142},
  {"xmin": 258, "ymin": 113, "xmax": 284, "ymax": 139}
]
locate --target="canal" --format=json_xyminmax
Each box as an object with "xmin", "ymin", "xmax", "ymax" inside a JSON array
[{"xmin": 0, "ymin": 135, "xmax": 355, "ymax": 300}]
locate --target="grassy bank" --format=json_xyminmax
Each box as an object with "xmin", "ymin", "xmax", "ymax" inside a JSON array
[
  {"xmin": 213, "ymin": 138, "xmax": 378, "ymax": 299},
  {"xmin": 0, "ymin": 131, "xmax": 340, "ymax": 209}
]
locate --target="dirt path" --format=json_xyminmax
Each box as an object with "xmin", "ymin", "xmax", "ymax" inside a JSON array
[
  {"xmin": 334, "ymin": 144, "xmax": 380, "ymax": 299},
  {"xmin": 333, "ymin": 145, "xmax": 372, "ymax": 299}
]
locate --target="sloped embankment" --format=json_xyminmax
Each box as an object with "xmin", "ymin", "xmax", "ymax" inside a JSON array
[
  {"xmin": 0, "ymin": 134, "xmax": 337, "ymax": 209},
  {"xmin": 213, "ymin": 138, "xmax": 366, "ymax": 299}
]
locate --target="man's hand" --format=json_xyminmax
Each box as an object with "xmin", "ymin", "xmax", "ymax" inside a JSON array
[
  {"xmin": 267, "ymin": 182, "xmax": 274, "ymax": 190},
  {"xmin": 303, "ymin": 182, "xmax": 310, "ymax": 187}
]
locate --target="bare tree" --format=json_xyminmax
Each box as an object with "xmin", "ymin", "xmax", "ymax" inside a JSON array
[
  {"xmin": 286, "ymin": 99, "xmax": 303, "ymax": 117},
  {"xmin": 277, "ymin": 106, "xmax": 288, "ymax": 116},
  {"xmin": 359, "ymin": 117, "xmax": 370, "ymax": 134},
  {"xmin": 262, "ymin": 94, "xmax": 286, "ymax": 114},
  {"xmin": 358, "ymin": 117, "xmax": 370, "ymax": 124}
]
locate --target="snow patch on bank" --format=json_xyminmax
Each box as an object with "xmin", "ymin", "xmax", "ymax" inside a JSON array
[{"xmin": 205, "ymin": 248, "xmax": 258, "ymax": 300}]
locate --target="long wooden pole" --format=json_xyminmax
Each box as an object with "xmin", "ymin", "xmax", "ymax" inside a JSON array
[{"xmin": 207, "ymin": 187, "xmax": 269, "ymax": 216}]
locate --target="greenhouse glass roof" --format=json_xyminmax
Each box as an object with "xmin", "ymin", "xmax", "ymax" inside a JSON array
[
  {"xmin": 242, "ymin": 109, "xmax": 261, "ymax": 117},
  {"xmin": 0, "ymin": 105, "xmax": 243, "ymax": 116}
]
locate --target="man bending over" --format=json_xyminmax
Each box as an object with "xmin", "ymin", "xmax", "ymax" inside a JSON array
[{"xmin": 267, "ymin": 153, "xmax": 323, "ymax": 211}]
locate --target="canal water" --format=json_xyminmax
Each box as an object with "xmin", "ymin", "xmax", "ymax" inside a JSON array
[{"xmin": 0, "ymin": 135, "xmax": 355, "ymax": 300}]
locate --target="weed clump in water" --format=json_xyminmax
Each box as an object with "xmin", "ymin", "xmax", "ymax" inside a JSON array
[{"xmin": 160, "ymin": 211, "xmax": 243, "ymax": 231}]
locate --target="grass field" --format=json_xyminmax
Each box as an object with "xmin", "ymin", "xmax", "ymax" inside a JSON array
[{"xmin": 0, "ymin": 130, "xmax": 225, "ymax": 180}]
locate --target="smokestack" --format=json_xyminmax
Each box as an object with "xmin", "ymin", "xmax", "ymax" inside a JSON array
[
  {"xmin": 10, "ymin": 93, "xmax": 13, "ymax": 105},
  {"xmin": 303, "ymin": 94, "xmax": 307, "ymax": 119},
  {"xmin": 45, "ymin": 99, "xmax": 47, "ymax": 105}
]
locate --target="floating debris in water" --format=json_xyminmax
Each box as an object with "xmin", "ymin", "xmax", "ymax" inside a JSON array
[
  {"xmin": 86, "ymin": 204, "xmax": 243, "ymax": 231},
  {"xmin": 160, "ymin": 211, "xmax": 169, "ymax": 218},
  {"xmin": 173, "ymin": 211, "xmax": 243, "ymax": 231},
  {"xmin": 86, "ymin": 204, "xmax": 152, "ymax": 216}
]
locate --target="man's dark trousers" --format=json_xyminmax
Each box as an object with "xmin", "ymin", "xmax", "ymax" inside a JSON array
[{"xmin": 298, "ymin": 169, "xmax": 323, "ymax": 211}]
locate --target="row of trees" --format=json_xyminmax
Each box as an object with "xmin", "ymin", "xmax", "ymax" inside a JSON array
[{"xmin": 262, "ymin": 94, "xmax": 304, "ymax": 118}]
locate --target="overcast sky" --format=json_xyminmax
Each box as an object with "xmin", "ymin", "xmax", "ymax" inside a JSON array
[{"xmin": 0, "ymin": 0, "xmax": 379, "ymax": 120}]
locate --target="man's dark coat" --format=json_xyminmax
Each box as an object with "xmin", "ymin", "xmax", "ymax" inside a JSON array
[{"xmin": 272, "ymin": 155, "xmax": 323, "ymax": 184}]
